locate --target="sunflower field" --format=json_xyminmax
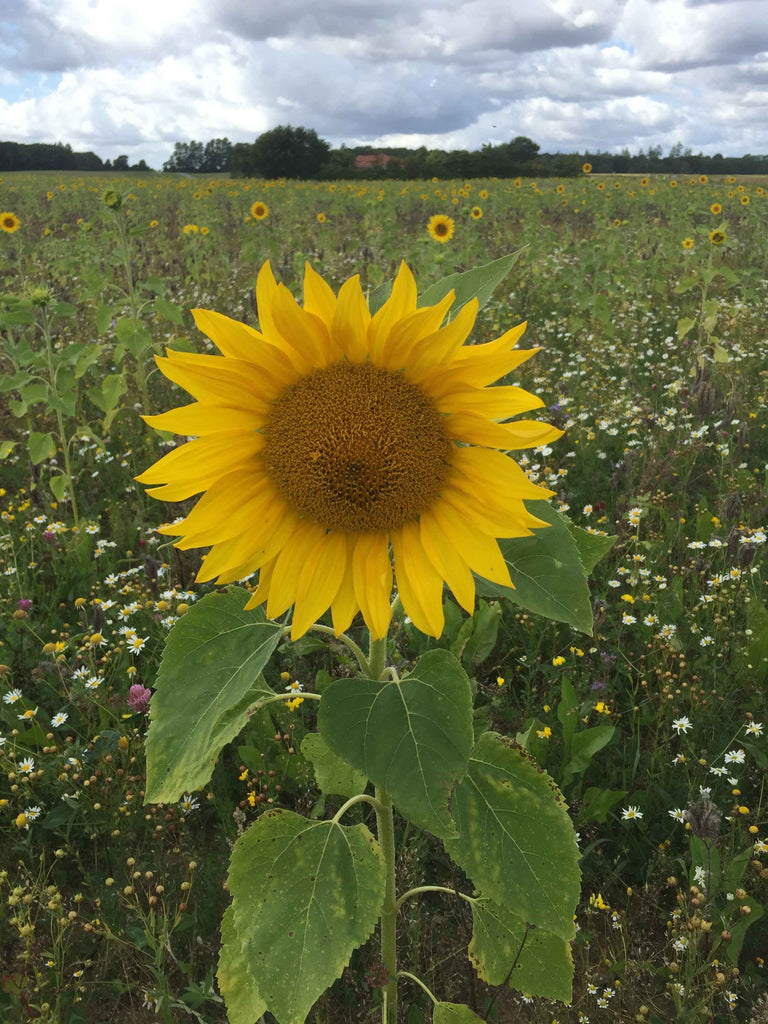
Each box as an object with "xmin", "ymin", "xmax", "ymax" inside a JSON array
[{"xmin": 0, "ymin": 169, "xmax": 767, "ymax": 1024}]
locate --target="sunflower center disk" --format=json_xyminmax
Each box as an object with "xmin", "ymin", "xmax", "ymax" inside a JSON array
[{"xmin": 263, "ymin": 361, "xmax": 452, "ymax": 533}]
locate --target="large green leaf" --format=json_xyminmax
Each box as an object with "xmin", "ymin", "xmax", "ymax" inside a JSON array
[
  {"xmin": 301, "ymin": 733, "xmax": 368, "ymax": 798},
  {"xmin": 419, "ymin": 249, "xmax": 526, "ymax": 319},
  {"xmin": 476, "ymin": 501, "xmax": 594, "ymax": 634},
  {"xmin": 28, "ymin": 431, "xmax": 56, "ymax": 465},
  {"xmin": 433, "ymin": 1003, "xmax": 485, "ymax": 1023},
  {"xmin": 319, "ymin": 650, "xmax": 474, "ymax": 838},
  {"xmin": 228, "ymin": 808, "xmax": 385, "ymax": 1024},
  {"xmin": 469, "ymin": 896, "xmax": 573, "ymax": 1002},
  {"xmin": 218, "ymin": 904, "xmax": 267, "ymax": 1024},
  {"xmin": 444, "ymin": 732, "xmax": 580, "ymax": 942},
  {"xmin": 144, "ymin": 588, "xmax": 283, "ymax": 803},
  {"xmin": 566, "ymin": 524, "xmax": 617, "ymax": 574}
]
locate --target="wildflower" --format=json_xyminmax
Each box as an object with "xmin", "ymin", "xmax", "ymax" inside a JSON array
[
  {"xmin": 250, "ymin": 201, "xmax": 269, "ymax": 220},
  {"xmin": 18, "ymin": 708, "xmax": 38, "ymax": 721},
  {"xmin": 672, "ymin": 716, "xmax": 692, "ymax": 735},
  {"xmin": 699, "ymin": 635, "xmax": 714, "ymax": 647},
  {"xmin": 621, "ymin": 805, "xmax": 643, "ymax": 820},
  {"xmin": 129, "ymin": 636, "xmax": 148, "ymax": 654},
  {"xmin": 470, "ymin": 206, "xmax": 483, "ymax": 219},
  {"xmin": 3, "ymin": 688, "xmax": 22, "ymax": 704},
  {"xmin": 724, "ymin": 749, "xmax": 745, "ymax": 765},
  {"xmin": 19, "ymin": 756, "xmax": 35, "ymax": 774},
  {"xmin": 622, "ymin": 612, "xmax": 636, "ymax": 624},
  {"xmin": 284, "ymin": 679, "xmax": 304, "ymax": 693},
  {"xmin": 682, "ymin": 238, "xmax": 694, "ymax": 250},
  {"xmin": 182, "ymin": 223, "xmax": 199, "ymax": 235},
  {"xmin": 1, "ymin": 211, "xmax": 21, "ymax": 233},
  {"xmin": 51, "ymin": 711, "xmax": 69, "ymax": 728},
  {"xmin": 552, "ymin": 656, "xmax": 566, "ymax": 667},
  {"xmin": 628, "ymin": 506, "xmax": 642, "ymax": 525},
  {"xmin": 746, "ymin": 721, "xmax": 763, "ymax": 736},
  {"xmin": 536, "ymin": 726, "xmax": 552, "ymax": 739},
  {"xmin": 710, "ymin": 203, "xmax": 722, "ymax": 215},
  {"xmin": 316, "ymin": 212, "xmax": 326, "ymax": 223},
  {"xmin": 137, "ymin": 261, "xmax": 559, "ymax": 640},
  {"xmin": 179, "ymin": 794, "xmax": 200, "ymax": 813},
  {"xmin": 669, "ymin": 808, "xmax": 686, "ymax": 822},
  {"xmin": 127, "ymin": 684, "xmax": 152, "ymax": 714}
]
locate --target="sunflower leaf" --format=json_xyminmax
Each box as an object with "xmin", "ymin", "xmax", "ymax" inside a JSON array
[
  {"xmin": 318, "ymin": 649, "xmax": 474, "ymax": 838},
  {"xmin": 433, "ymin": 1003, "xmax": 486, "ymax": 1023},
  {"xmin": 476, "ymin": 500, "xmax": 595, "ymax": 634},
  {"xmin": 418, "ymin": 248, "xmax": 526, "ymax": 318},
  {"xmin": 217, "ymin": 904, "xmax": 268, "ymax": 1024},
  {"xmin": 144, "ymin": 588, "xmax": 283, "ymax": 804},
  {"xmin": 227, "ymin": 809, "xmax": 386, "ymax": 1024},
  {"xmin": 469, "ymin": 895, "xmax": 573, "ymax": 1002},
  {"xmin": 444, "ymin": 731, "xmax": 580, "ymax": 942},
  {"xmin": 301, "ymin": 732, "xmax": 368, "ymax": 798}
]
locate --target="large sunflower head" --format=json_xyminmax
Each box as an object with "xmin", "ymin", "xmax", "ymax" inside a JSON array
[{"xmin": 137, "ymin": 262, "xmax": 561, "ymax": 640}]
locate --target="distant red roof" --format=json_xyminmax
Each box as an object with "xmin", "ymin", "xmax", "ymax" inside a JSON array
[{"xmin": 354, "ymin": 153, "xmax": 393, "ymax": 169}]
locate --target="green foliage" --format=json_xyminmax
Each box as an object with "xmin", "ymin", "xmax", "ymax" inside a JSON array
[
  {"xmin": 144, "ymin": 589, "xmax": 283, "ymax": 803},
  {"xmin": 319, "ymin": 650, "xmax": 474, "ymax": 838},
  {"xmin": 225, "ymin": 809, "xmax": 386, "ymax": 1024},
  {"xmin": 419, "ymin": 249, "xmax": 526, "ymax": 318},
  {"xmin": 301, "ymin": 732, "xmax": 368, "ymax": 798}
]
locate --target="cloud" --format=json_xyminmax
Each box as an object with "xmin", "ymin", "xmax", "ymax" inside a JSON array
[{"xmin": 1, "ymin": 0, "xmax": 767, "ymax": 166}]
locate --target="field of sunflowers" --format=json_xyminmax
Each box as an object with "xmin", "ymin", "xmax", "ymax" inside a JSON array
[{"xmin": 0, "ymin": 169, "xmax": 767, "ymax": 1024}]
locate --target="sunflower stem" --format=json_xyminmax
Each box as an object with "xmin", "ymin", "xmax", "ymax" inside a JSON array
[
  {"xmin": 367, "ymin": 635, "xmax": 388, "ymax": 682},
  {"xmin": 375, "ymin": 785, "xmax": 398, "ymax": 1024}
]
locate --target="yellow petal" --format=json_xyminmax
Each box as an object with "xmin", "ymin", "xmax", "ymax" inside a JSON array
[
  {"xmin": 391, "ymin": 522, "xmax": 445, "ymax": 637},
  {"xmin": 379, "ymin": 292, "xmax": 453, "ymax": 370},
  {"xmin": 244, "ymin": 559, "xmax": 276, "ymax": 610},
  {"xmin": 352, "ymin": 534, "xmax": 393, "ymax": 640},
  {"xmin": 367, "ymin": 261, "xmax": 418, "ymax": 360},
  {"xmin": 430, "ymin": 499, "xmax": 513, "ymax": 588},
  {"xmin": 135, "ymin": 432, "xmax": 264, "ymax": 491},
  {"xmin": 142, "ymin": 402, "xmax": 263, "ymax": 436},
  {"xmin": 191, "ymin": 309, "xmax": 296, "ymax": 386},
  {"xmin": 446, "ymin": 413, "xmax": 563, "ymax": 450},
  {"xmin": 291, "ymin": 532, "xmax": 348, "ymax": 638},
  {"xmin": 303, "ymin": 263, "xmax": 337, "ymax": 329},
  {"xmin": 419, "ymin": 511, "xmax": 475, "ymax": 614},
  {"xmin": 332, "ymin": 275, "xmax": 371, "ymax": 362},
  {"xmin": 407, "ymin": 298, "xmax": 478, "ymax": 374},
  {"xmin": 157, "ymin": 468, "xmax": 266, "ymax": 537},
  {"xmin": 435, "ymin": 384, "xmax": 544, "ymax": 420},
  {"xmin": 174, "ymin": 486, "xmax": 275, "ymax": 550},
  {"xmin": 450, "ymin": 447, "xmax": 554, "ymax": 502},
  {"xmin": 212, "ymin": 510, "xmax": 301, "ymax": 584},
  {"xmin": 266, "ymin": 522, "xmax": 327, "ymax": 619},
  {"xmin": 155, "ymin": 353, "xmax": 272, "ymax": 413},
  {"xmin": 440, "ymin": 488, "xmax": 540, "ymax": 539},
  {"xmin": 331, "ymin": 537, "xmax": 360, "ymax": 635},
  {"xmin": 272, "ymin": 284, "xmax": 334, "ymax": 367}
]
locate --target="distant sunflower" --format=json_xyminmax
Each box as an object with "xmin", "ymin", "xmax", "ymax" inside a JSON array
[
  {"xmin": 699, "ymin": 175, "xmax": 708, "ymax": 184},
  {"xmin": 556, "ymin": 184, "xmax": 565, "ymax": 194},
  {"xmin": 710, "ymin": 203, "xmax": 722, "ymax": 215},
  {"xmin": 182, "ymin": 224, "xmax": 198, "ymax": 235},
  {"xmin": 0, "ymin": 211, "xmax": 20, "ymax": 233},
  {"xmin": 682, "ymin": 237, "xmax": 694, "ymax": 250},
  {"xmin": 582, "ymin": 163, "xmax": 592, "ymax": 174},
  {"xmin": 201, "ymin": 226, "xmax": 210, "ymax": 235},
  {"xmin": 470, "ymin": 206, "xmax": 483, "ymax": 220},
  {"xmin": 150, "ymin": 219, "xmax": 158, "ymax": 228},
  {"xmin": 316, "ymin": 212, "xmax": 326, "ymax": 223},
  {"xmin": 479, "ymin": 189, "xmax": 489, "ymax": 200},
  {"xmin": 613, "ymin": 218, "xmax": 621, "ymax": 227},
  {"xmin": 709, "ymin": 230, "xmax": 726, "ymax": 245},
  {"xmin": 427, "ymin": 214, "xmax": 454, "ymax": 243},
  {"xmin": 669, "ymin": 180, "xmax": 678, "ymax": 188},
  {"xmin": 597, "ymin": 182, "xmax": 605, "ymax": 191},
  {"xmin": 137, "ymin": 262, "xmax": 560, "ymax": 640},
  {"xmin": 740, "ymin": 195, "xmax": 750, "ymax": 206},
  {"xmin": 640, "ymin": 178, "xmax": 649, "ymax": 187},
  {"xmin": 251, "ymin": 201, "xmax": 269, "ymax": 220}
]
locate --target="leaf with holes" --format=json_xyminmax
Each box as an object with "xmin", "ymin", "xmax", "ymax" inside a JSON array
[
  {"xmin": 144, "ymin": 588, "xmax": 283, "ymax": 803},
  {"xmin": 318, "ymin": 649, "xmax": 474, "ymax": 838},
  {"xmin": 469, "ymin": 896, "xmax": 573, "ymax": 1002},
  {"xmin": 227, "ymin": 808, "xmax": 385, "ymax": 1024},
  {"xmin": 433, "ymin": 1002, "xmax": 486, "ymax": 1023},
  {"xmin": 444, "ymin": 732, "xmax": 580, "ymax": 942}
]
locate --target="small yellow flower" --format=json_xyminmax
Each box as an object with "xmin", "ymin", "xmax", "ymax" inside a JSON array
[
  {"xmin": 496, "ymin": 676, "xmax": 505, "ymax": 687},
  {"xmin": 150, "ymin": 219, "xmax": 158, "ymax": 228},
  {"xmin": 182, "ymin": 224, "xmax": 198, "ymax": 235},
  {"xmin": 427, "ymin": 214, "xmax": 454, "ymax": 243},
  {"xmin": 682, "ymin": 237, "xmax": 694, "ymax": 250},
  {"xmin": 536, "ymin": 726, "xmax": 552, "ymax": 739},
  {"xmin": 552, "ymin": 656, "xmax": 566, "ymax": 667}
]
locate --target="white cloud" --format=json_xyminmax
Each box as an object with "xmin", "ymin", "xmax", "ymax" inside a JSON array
[{"xmin": 1, "ymin": 0, "xmax": 768, "ymax": 166}]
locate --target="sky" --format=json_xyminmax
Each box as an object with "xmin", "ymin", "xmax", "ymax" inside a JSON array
[{"xmin": 1, "ymin": 0, "xmax": 767, "ymax": 170}]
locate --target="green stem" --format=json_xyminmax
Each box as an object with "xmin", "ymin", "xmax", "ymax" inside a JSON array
[
  {"xmin": 375, "ymin": 785, "xmax": 398, "ymax": 1024},
  {"xmin": 395, "ymin": 885, "xmax": 474, "ymax": 912},
  {"xmin": 40, "ymin": 308, "xmax": 79, "ymax": 528},
  {"xmin": 305, "ymin": 623, "xmax": 370, "ymax": 676},
  {"xmin": 115, "ymin": 212, "xmax": 150, "ymax": 414},
  {"xmin": 330, "ymin": 793, "xmax": 383, "ymax": 825},
  {"xmin": 368, "ymin": 635, "xmax": 388, "ymax": 682},
  {"xmin": 397, "ymin": 971, "xmax": 437, "ymax": 1004}
]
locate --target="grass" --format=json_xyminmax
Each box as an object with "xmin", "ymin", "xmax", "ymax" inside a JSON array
[{"xmin": 0, "ymin": 169, "xmax": 766, "ymax": 1023}]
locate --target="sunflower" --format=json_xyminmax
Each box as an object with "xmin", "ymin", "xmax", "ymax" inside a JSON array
[
  {"xmin": 137, "ymin": 262, "xmax": 560, "ymax": 640},
  {"xmin": 182, "ymin": 224, "xmax": 198, "ymax": 235},
  {"xmin": 669, "ymin": 180, "xmax": 678, "ymax": 188},
  {"xmin": 710, "ymin": 203, "xmax": 722, "ymax": 215},
  {"xmin": 427, "ymin": 214, "xmax": 454, "ymax": 243},
  {"xmin": 640, "ymin": 178, "xmax": 649, "ymax": 187},
  {"xmin": 740, "ymin": 195, "xmax": 750, "ymax": 206},
  {"xmin": 709, "ymin": 230, "xmax": 726, "ymax": 245},
  {"xmin": 0, "ymin": 212, "xmax": 20, "ymax": 233},
  {"xmin": 682, "ymin": 237, "xmax": 694, "ymax": 250},
  {"xmin": 316, "ymin": 212, "xmax": 326, "ymax": 223},
  {"xmin": 470, "ymin": 206, "xmax": 483, "ymax": 220},
  {"xmin": 479, "ymin": 189, "xmax": 489, "ymax": 200},
  {"xmin": 251, "ymin": 201, "xmax": 269, "ymax": 220},
  {"xmin": 582, "ymin": 163, "xmax": 592, "ymax": 174}
]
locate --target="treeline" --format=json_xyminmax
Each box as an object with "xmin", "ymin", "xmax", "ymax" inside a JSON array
[
  {"xmin": 3, "ymin": 131, "xmax": 768, "ymax": 179},
  {"xmin": 0, "ymin": 141, "xmax": 149, "ymax": 172}
]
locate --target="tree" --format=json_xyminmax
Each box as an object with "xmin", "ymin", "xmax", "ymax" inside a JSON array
[
  {"xmin": 251, "ymin": 125, "xmax": 330, "ymax": 179},
  {"xmin": 113, "ymin": 154, "xmax": 129, "ymax": 171}
]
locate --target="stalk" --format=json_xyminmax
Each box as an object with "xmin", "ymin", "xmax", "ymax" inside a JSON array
[
  {"xmin": 40, "ymin": 306, "xmax": 79, "ymax": 527},
  {"xmin": 375, "ymin": 785, "xmax": 398, "ymax": 1024}
]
